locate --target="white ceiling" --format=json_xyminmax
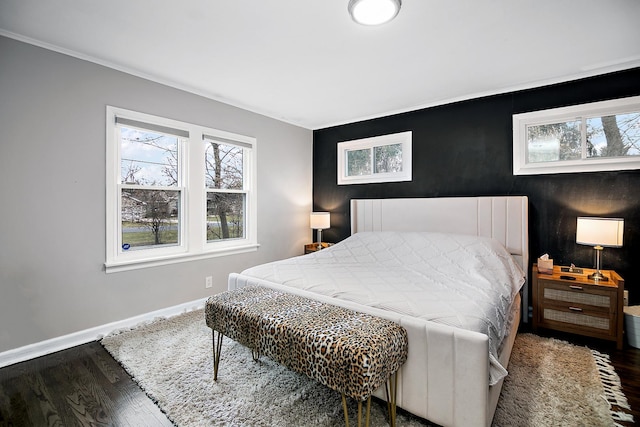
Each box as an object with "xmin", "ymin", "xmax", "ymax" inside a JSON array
[{"xmin": 1, "ymin": 0, "xmax": 639, "ymax": 130}]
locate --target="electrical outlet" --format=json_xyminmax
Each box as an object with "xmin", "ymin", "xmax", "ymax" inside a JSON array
[
  {"xmin": 624, "ymin": 290, "xmax": 629, "ymax": 307},
  {"xmin": 205, "ymin": 276, "xmax": 213, "ymax": 289}
]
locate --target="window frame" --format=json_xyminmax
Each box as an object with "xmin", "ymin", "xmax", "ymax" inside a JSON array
[
  {"xmin": 512, "ymin": 95, "xmax": 640, "ymax": 175},
  {"xmin": 337, "ymin": 131, "xmax": 412, "ymax": 185},
  {"xmin": 106, "ymin": 106, "xmax": 258, "ymax": 273}
]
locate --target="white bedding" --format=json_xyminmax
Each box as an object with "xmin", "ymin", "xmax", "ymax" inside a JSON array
[{"xmin": 241, "ymin": 231, "xmax": 525, "ymax": 385}]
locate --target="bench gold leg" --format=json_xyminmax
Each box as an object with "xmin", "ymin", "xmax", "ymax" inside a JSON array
[
  {"xmin": 388, "ymin": 372, "xmax": 398, "ymax": 427},
  {"xmin": 385, "ymin": 382, "xmax": 391, "ymax": 421},
  {"xmin": 342, "ymin": 394, "xmax": 350, "ymax": 427},
  {"xmin": 212, "ymin": 330, "xmax": 223, "ymax": 381},
  {"xmin": 341, "ymin": 394, "xmax": 372, "ymax": 427},
  {"xmin": 365, "ymin": 396, "xmax": 371, "ymax": 427}
]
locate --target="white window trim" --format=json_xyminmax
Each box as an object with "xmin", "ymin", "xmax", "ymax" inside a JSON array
[
  {"xmin": 513, "ymin": 95, "xmax": 640, "ymax": 175},
  {"xmin": 105, "ymin": 106, "xmax": 258, "ymax": 273},
  {"xmin": 337, "ymin": 131, "xmax": 412, "ymax": 185}
]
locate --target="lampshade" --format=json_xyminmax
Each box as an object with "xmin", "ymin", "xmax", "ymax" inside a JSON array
[
  {"xmin": 348, "ymin": 0, "xmax": 401, "ymax": 26},
  {"xmin": 310, "ymin": 212, "xmax": 331, "ymax": 230},
  {"xmin": 576, "ymin": 217, "xmax": 624, "ymax": 247}
]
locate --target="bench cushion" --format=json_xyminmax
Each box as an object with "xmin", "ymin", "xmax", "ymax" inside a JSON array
[{"xmin": 205, "ymin": 285, "xmax": 408, "ymax": 401}]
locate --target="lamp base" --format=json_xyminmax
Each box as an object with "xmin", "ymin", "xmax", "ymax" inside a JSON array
[
  {"xmin": 587, "ymin": 271, "xmax": 608, "ymax": 281},
  {"xmin": 316, "ymin": 229, "xmax": 323, "ymax": 251}
]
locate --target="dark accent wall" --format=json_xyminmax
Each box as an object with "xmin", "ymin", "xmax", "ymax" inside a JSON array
[{"xmin": 313, "ymin": 68, "xmax": 640, "ymax": 307}]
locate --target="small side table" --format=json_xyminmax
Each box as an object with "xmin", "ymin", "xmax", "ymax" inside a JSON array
[
  {"xmin": 532, "ymin": 264, "xmax": 624, "ymax": 349},
  {"xmin": 304, "ymin": 242, "xmax": 332, "ymax": 254}
]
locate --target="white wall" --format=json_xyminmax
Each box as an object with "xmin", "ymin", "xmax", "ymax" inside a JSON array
[{"xmin": 0, "ymin": 36, "xmax": 313, "ymax": 354}]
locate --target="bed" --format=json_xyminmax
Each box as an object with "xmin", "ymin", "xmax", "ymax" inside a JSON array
[{"xmin": 228, "ymin": 196, "xmax": 528, "ymax": 427}]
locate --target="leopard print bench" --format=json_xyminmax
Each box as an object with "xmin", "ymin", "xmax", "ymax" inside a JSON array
[{"xmin": 205, "ymin": 285, "xmax": 409, "ymax": 427}]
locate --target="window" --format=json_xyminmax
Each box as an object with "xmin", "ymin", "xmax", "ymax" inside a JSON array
[
  {"xmin": 337, "ymin": 131, "xmax": 412, "ymax": 185},
  {"xmin": 204, "ymin": 136, "xmax": 249, "ymax": 244},
  {"xmin": 513, "ymin": 96, "xmax": 640, "ymax": 175},
  {"xmin": 106, "ymin": 107, "xmax": 257, "ymax": 272}
]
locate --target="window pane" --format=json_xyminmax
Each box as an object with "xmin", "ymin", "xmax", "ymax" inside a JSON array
[
  {"xmin": 586, "ymin": 113, "xmax": 640, "ymax": 158},
  {"xmin": 205, "ymin": 141, "xmax": 244, "ymax": 190},
  {"xmin": 374, "ymin": 143, "xmax": 403, "ymax": 173},
  {"xmin": 120, "ymin": 126, "xmax": 179, "ymax": 186},
  {"xmin": 207, "ymin": 193, "xmax": 245, "ymax": 241},
  {"xmin": 346, "ymin": 148, "xmax": 371, "ymax": 176},
  {"xmin": 121, "ymin": 189, "xmax": 180, "ymax": 250},
  {"xmin": 526, "ymin": 121, "xmax": 581, "ymax": 163}
]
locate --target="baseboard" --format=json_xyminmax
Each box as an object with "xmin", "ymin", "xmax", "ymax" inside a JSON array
[{"xmin": 0, "ymin": 297, "xmax": 209, "ymax": 369}]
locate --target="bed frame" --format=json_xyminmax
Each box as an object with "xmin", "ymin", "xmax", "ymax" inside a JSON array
[{"xmin": 229, "ymin": 196, "xmax": 529, "ymax": 427}]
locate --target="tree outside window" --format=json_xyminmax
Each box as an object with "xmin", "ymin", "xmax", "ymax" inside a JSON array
[
  {"xmin": 338, "ymin": 131, "xmax": 412, "ymax": 185},
  {"xmin": 119, "ymin": 127, "xmax": 181, "ymax": 250},
  {"xmin": 205, "ymin": 140, "xmax": 246, "ymax": 241}
]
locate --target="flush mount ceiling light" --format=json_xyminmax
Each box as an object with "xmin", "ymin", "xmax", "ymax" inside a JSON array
[{"xmin": 348, "ymin": 0, "xmax": 402, "ymax": 26}]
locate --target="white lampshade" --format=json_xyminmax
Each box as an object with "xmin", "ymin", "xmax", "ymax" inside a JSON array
[
  {"xmin": 310, "ymin": 212, "xmax": 331, "ymax": 230},
  {"xmin": 348, "ymin": 0, "xmax": 401, "ymax": 26},
  {"xmin": 576, "ymin": 217, "xmax": 624, "ymax": 247}
]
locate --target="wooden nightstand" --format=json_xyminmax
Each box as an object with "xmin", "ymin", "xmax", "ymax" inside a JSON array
[
  {"xmin": 532, "ymin": 264, "xmax": 624, "ymax": 349},
  {"xmin": 304, "ymin": 242, "xmax": 332, "ymax": 254}
]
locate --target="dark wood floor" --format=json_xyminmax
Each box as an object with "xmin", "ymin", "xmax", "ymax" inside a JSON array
[
  {"xmin": 0, "ymin": 342, "xmax": 173, "ymax": 426},
  {"xmin": 0, "ymin": 332, "xmax": 638, "ymax": 426},
  {"xmin": 609, "ymin": 345, "xmax": 640, "ymax": 426}
]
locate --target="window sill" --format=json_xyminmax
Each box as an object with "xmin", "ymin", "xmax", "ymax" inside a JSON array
[
  {"xmin": 514, "ymin": 157, "xmax": 640, "ymax": 175},
  {"xmin": 104, "ymin": 243, "xmax": 260, "ymax": 274}
]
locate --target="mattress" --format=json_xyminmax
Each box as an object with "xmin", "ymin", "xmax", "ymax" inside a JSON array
[{"xmin": 240, "ymin": 231, "xmax": 525, "ymax": 385}]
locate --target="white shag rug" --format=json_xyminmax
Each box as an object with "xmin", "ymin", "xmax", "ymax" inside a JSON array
[{"xmin": 101, "ymin": 309, "xmax": 633, "ymax": 427}]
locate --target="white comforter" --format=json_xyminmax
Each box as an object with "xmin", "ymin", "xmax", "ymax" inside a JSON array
[{"xmin": 241, "ymin": 231, "xmax": 525, "ymax": 384}]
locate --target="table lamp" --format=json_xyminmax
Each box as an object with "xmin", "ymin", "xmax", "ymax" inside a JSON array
[
  {"xmin": 310, "ymin": 212, "xmax": 330, "ymax": 250},
  {"xmin": 576, "ymin": 217, "xmax": 624, "ymax": 281}
]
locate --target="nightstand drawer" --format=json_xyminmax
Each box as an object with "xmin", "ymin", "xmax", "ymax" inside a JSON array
[
  {"xmin": 543, "ymin": 308, "xmax": 610, "ymax": 331},
  {"xmin": 543, "ymin": 286, "xmax": 611, "ymax": 308}
]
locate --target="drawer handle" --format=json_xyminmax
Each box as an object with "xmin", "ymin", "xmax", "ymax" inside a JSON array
[
  {"xmin": 569, "ymin": 285, "xmax": 583, "ymax": 290},
  {"xmin": 569, "ymin": 306, "xmax": 583, "ymax": 312}
]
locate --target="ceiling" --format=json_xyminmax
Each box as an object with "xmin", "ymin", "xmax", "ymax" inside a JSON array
[{"xmin": 1, "ymin": 0, "xmax": 639, "ymax": 130}]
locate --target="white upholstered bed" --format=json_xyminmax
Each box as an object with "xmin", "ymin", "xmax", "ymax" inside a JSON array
[{"xmin": 228, "ymin": 196, "xmax": 529, "ymax": 427}]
